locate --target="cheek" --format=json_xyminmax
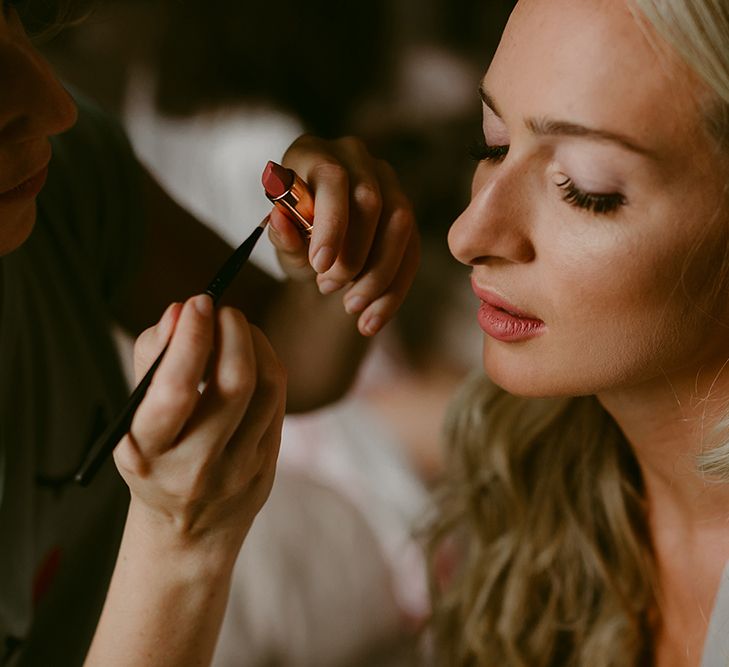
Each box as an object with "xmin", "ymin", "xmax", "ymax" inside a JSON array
[{"xmin": 543, "ymin": 212, "xmax": 729, "ymax": 387}]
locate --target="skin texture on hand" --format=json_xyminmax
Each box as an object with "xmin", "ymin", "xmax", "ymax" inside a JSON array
[{"xmin": 268, "ymin": 135, "xmax": 420, "ymax": 337}]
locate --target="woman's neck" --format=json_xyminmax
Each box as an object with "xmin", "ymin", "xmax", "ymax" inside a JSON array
[
  {"xmin": 599, "ymin": 362, "xmax": 729, "ymax": 663},
  {"xmin": 598, "ymin": 360, "xmax": 729, "ymax": 535}
]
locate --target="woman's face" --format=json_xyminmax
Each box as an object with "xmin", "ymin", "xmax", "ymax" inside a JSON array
[
  {"xmin": 0, "ymin": 1, "xmax": 76, "ymax": 256},
  {"xmin": 449, "ymin": 0, "xmax": 729, "ymax": 398}
]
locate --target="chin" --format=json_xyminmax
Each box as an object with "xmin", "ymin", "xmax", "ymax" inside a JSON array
[
  {"xmin": 481, "ymin": 341, "xmax": 591, "ymax": 399},
  {"xmin": 0, "ymin": 202, "xmax": 37, "ymax": 256}
]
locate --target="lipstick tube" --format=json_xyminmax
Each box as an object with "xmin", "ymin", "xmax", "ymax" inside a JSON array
[{"xmin": 262, "ymin": 161, "xmax": 315, "ymax": 238}]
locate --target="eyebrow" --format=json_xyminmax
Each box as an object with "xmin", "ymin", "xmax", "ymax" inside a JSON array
[{"xmin": 479, "ymin": 84, "xmax": 655, "ymax": 157}]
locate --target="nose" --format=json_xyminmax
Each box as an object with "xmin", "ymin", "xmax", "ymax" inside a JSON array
[
  {"xmin": 0, "ymin": 34, "xmax": 77, "ymax": 144},
  {"xmin": 448, "ymin": 161, "xmax": 535, "ymax": 267}
]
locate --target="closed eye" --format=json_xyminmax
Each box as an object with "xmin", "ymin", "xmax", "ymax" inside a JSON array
[
  {"xmin": 469, "ymin": 139, "xmax": 509, "ymax": 164},
  {"xmin": 556, "ymin": 177, "xmax": 627, "ymax": 214}
]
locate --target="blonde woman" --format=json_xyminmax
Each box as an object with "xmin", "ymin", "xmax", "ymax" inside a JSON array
[{"xmin": 426, "ymin": 1, "xmax": 729, "ymax": 665}]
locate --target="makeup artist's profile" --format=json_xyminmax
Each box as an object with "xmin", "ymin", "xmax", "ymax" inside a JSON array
[{"xmin": 0, "ymin": 0, "xmax": 418, "ymax": 665}]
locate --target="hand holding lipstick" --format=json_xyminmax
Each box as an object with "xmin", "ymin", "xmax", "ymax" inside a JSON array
[{"xmin": 265, "ymin": 135, "xmax": 420, "ymax": 337}]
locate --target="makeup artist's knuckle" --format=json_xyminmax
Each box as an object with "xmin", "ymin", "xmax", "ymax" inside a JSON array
[
  {"xmin": 339, "ymin": 135, "xmax": 369, "ymax": 156},
  {"xmin": 151, "ymin": 379, "xmax": 197, "ymax": 417},
  {"xmin": 352, "ymin": 182, "xmax": 382, "ymax": 220},
  {"xmin": 220, "ymin": 365, "xmax": 255, "ymax": 400},
  {"xmin": 220, "ymin": 364, "xmax": 256, "ymax": 402},
  {"xmin": 311, "ymin": 161, "xmax": 348, "ymax": 187}
]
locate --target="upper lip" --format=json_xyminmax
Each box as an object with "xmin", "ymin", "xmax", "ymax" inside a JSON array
[{"xmin": 471, "ymin": 278, "xmax": 542, "ymax": 321}]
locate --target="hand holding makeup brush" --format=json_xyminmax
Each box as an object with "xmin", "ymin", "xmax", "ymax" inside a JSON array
[
  {"xmin": 86, "ymin": 295, "xmax": 286, "ymax": 666},
  {"xmin": 114, "ymin": 296, "xmax": 285, "ymax": 541},
  {"xmin": 266, "ymin": 135, "xmax": 420, "ymax": 337}
]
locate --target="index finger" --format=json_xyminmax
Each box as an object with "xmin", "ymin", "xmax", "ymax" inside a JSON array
[
  {"xmin": 304, "ymin": 160, "xmax": 350, "ymax": 275},
  {"xmin": 282, "ymin": 138, "xmax": 352, "ymax": 275},
  {"xmin": 130, "ymin": 295, "xmax": 214, "ymax": 458}
]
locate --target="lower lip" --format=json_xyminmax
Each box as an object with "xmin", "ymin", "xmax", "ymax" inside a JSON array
[
  {"xmin": 477, "ymin": 301, "xmax": 546, "ymax": 342},
  {"xmin": 0, "ymin": 166, "xmax": 49, "ymax": 203}
]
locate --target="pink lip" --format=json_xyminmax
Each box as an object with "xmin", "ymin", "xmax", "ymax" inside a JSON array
[
  {"xmin": 471, "ymin": 280, "xmax": 546, "ymax": 343},
  {"xmin": 0, "ymin": 164, "xmax": 50, "ymax": 203}
]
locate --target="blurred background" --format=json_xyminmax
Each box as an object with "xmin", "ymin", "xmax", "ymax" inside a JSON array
[{"xmin": 34, "ymin": 1, "xmax": 515, "ymax": 664}]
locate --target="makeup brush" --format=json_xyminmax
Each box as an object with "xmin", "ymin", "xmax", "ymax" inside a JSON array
[{"xmin": 75, "ymin": 216, "xmax": 270, "ymax": 486}]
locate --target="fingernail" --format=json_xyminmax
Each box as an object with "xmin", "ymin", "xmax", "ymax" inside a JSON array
[
  {"xmin": 363, "ymin": 316, "xmax": 382, "ymax": 336},
  {"xmin": 312, "ymin": 246, "xmax": 335, "ymax": 274},
  {"xmin": 194, "ymin": 294, "xmax": 213, "ymax": 316},
  {"xmin": 344, "ymin": 295, "xmax": 367, "ymax": 314},
  {"xmin": 319, "ymin": 279, "xmax": 343, "ymax": 295}
]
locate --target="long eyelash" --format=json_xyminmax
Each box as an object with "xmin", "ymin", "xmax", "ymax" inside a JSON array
[
  {"xmin": 469, "ymin": 139, "xmax": 509, "ymax": 164},
  {"xmin": 556, "ymin": 177, "xmax": 626, "ymax": 214}
]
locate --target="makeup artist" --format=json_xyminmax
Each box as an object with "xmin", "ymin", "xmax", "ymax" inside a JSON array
[{"xmin": 0, "ymin": 1, "xmax": 417, "ymax": 666}]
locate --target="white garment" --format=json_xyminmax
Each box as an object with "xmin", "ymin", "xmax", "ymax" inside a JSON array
[
  {"xmin": 212, "ymin": 400, "xmax": 431, "ymax": 667},
  {"xmin": 279, "ymin": 401, "xmax": 431, "ymax": 623},
  {"xmin": 123, "ymin": 68, "xmax": 303, "ymax": 280},
  {"xmin": 213, "ymin": 472, "xmax": 405, "ymax": 667}
]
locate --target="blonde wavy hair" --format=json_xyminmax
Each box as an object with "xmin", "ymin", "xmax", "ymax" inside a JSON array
[{"xmin": 425, "ymin": 1, "xmax": 729, "ymax": 665}]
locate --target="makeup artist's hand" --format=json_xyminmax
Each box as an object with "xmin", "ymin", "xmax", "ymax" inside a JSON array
[
  {"xmin": 268, "ymin": 135, "xmax": 420, "ymax": 337},
  {"xmin": 114, "ymin": 295, "xmax": 286, "ymax": 552}
]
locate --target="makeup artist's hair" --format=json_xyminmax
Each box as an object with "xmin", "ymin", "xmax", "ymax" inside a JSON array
[{"xmin": 424, "ymin": 2, "xmax": 729, "ymax": 665}]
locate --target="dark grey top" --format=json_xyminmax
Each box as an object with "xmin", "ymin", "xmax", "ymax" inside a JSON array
[{"xmin": 0, "ymin": 97, "xmax": 143, "ymax": 666}]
